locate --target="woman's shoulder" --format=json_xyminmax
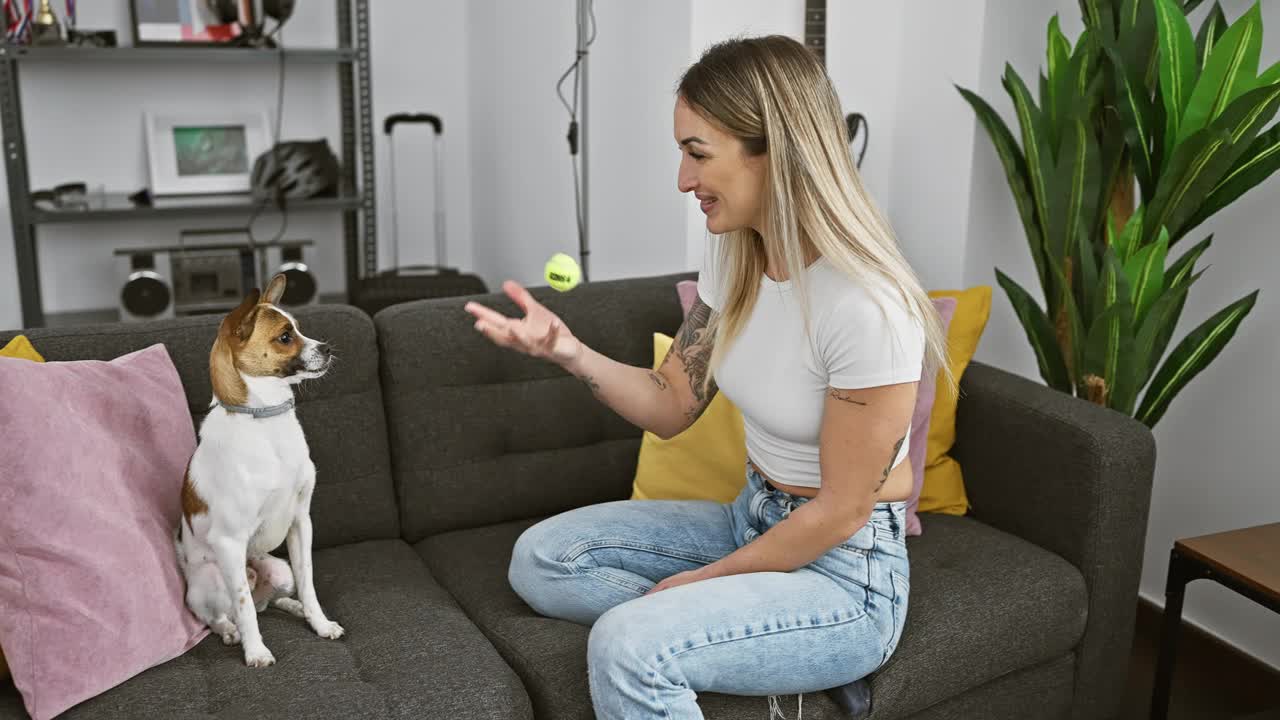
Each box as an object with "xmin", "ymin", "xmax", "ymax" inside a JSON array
[
  {"xmin": 810, "ymin": 260, "xmax": 903, "ymax": 313},
  {"xmin": 810, "ymin": 262, "xmax": 922, "ymax": 339}
]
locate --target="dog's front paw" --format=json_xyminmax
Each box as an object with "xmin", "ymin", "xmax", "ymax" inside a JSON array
[
  {"xmin": 313, "ymin": 620, "xmax": 345, "ymax": 640},
  {"xmin": 243, "ymin": 644, "xmax": 276, "ymax": 668},
  {"xmin": 220, "ymin": 628, "xmax": 241, "ymax": 646}
]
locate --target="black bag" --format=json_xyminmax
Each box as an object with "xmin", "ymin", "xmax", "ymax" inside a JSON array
[{"xmin": 351, "ymin": 113, "xmax": 487, "ymax": 316}]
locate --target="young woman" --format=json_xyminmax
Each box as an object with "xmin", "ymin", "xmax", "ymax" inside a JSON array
[{"xmin": 465, "ymin": 34, "xmax": 952, "ymax": 720}]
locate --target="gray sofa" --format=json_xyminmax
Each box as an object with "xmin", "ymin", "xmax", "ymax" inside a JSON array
[{"xmin": 0, "ymin": 271, "xmax": 1156, "ymax": 719}]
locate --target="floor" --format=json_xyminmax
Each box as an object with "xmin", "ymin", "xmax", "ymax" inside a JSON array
[{"xmin": 1120, "ymin": 600, "xmax": 1280, "ymax": 719}]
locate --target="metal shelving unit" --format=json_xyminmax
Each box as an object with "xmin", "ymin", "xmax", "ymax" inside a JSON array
[{"xmin": 1, "ymin": 0, "xmax": 376, "ymax": 328}]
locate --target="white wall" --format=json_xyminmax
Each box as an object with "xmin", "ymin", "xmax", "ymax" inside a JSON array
[
  {"xmin": 960, "ymin": 0, "xmax": 1280, "ymax": 670},
  {"xmin": 372, "ymin": 0, "xmax": 473, "ymax": 277},
  {"xmin": 467, "ymin": 0, "xmax": 690, "ymax": 292}
]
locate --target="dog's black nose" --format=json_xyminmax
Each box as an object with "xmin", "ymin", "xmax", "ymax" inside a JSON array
[{"xmin": 318, "ymin": 343, "xmax": 332, "ymax": 358}]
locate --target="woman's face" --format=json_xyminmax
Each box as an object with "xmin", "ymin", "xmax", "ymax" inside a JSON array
[{"xmin": 674, "ymin": 97, "xmax": 767, "ymax": 235}]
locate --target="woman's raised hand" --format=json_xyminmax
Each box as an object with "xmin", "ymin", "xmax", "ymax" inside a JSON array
[{"xmin": 464, "ymin": 281, "xmax": 583, "ymax": 367}]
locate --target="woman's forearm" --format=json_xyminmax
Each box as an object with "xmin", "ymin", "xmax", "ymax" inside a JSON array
[
  {"xmin": 698, "ymin": 500, "xmax": 867, "ymax": 577},
  {"xmin": 563, "ymin": 344, "xmax": 683, "ymax": 439}
]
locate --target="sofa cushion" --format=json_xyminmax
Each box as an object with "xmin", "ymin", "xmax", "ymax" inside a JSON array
[
  {"xmin": 0, "ymin": 540, "xmax": 532, "ymax": 720},
  {"xmin": 375, "ymin": 274, "xmax": 692, "ymax": 542},
  {"xmin": 0, "ymin": 305, "xmax": 399, "ymax": 549},
  {"xmin": 416, "ymin": 512, "xmax": 1086, "ymax": 720},
  {"xmin": 414, "ymin": 520, "xmax": 846, "ymax": 719}
]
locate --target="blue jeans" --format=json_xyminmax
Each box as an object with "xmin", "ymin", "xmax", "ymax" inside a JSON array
[{"xmin": 508, "ymin": 465, "xmax": 910, "ymax": 719}]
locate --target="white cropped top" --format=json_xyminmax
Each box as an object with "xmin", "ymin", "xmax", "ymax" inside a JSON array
[{"xmin": 696, "ymin": 237, "xmax": 925, "ymax": 489}]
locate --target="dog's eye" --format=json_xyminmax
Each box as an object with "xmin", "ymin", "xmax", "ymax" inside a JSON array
[{"xmin": 278, "ymin": 332, "xmax": 292, "ymax": 344}]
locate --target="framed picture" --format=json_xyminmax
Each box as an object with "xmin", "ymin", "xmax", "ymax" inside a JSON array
[
  {"xmin": 144, "ymin": 110, "xmax": 271, "ymax": 196},
  {"xmin": 130, "ymin": 0, "xmax": 252, "ymax": 47}
]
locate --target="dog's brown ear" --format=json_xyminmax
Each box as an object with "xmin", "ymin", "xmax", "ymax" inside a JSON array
[
  {"xmin": 264, "ymin": 273, "xmax": 287, "ymax": 306},
  {"xmin": 221, "ymin": 288, "xmax": 261, "ymax": 342}
]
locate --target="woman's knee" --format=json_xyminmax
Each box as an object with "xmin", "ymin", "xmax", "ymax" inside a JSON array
[
  {"xmin": 587, "ymin": 604, "xmax": 643, "ymax": 673},
  {"xmin": 508, "ymin": 517, "xmax": 574, "ymax": 607}
]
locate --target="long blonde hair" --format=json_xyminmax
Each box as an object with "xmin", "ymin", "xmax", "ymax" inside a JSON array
[{"xmin": 679, "ymin": 35, "xmax": 954, "ymax": 399}]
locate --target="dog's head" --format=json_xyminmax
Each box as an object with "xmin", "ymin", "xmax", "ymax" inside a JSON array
[{"xmin": 210, "ymin": 274, "xmax": 332, "ymax": 405}]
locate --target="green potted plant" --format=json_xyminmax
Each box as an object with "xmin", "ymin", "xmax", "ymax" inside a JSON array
[{"xmin": 957, "ymin": 0, "xmax": 1273, "ymax": 427}]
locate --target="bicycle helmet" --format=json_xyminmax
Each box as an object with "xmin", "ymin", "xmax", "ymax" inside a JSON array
[{"xmin": 251, "ymin": 139, "xmax": 340, "ymax": 201}]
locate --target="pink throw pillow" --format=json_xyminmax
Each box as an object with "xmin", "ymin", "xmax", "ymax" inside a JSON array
[
  {"xmin": 673, "ymin": 281, "xmax": 956, "ymax": 536},
  {"xmin": 0, "ymin": 344, "xmax": 208, "ymax": 720},
  {"xmin": 906, "ymin": 296, "xmax": 956, "ymax": 535},
  {"xmin": 677, "ymin": 279, "xmax": 700, "ymax": 316}
]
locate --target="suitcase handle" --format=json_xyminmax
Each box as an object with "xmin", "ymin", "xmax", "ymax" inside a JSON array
[{"xmin": 384, "ymin": 113, "xmax": 442, "ymax": 135}]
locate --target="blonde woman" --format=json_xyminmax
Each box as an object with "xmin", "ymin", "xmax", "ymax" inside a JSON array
[{"xmin": 465, "ymin": 35, "xmax": 952, "ymax": 720}]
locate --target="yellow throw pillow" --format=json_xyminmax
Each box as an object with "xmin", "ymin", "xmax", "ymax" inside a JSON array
[
  {"xmin": 630, "ymin": 333, "xmax": 747, "ymax": 503},
  {"xmin": 920, "ymin": 286, "xmax": 992, "ymax": 516},
  {"xmin": 0, "ymin": 335, "xmax": 44, "ymax": 362}
]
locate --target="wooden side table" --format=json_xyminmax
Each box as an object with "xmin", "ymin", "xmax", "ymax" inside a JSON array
[{"xmin": 1149, "ymin": 522, "xmax": 1280, "ymax": 720}]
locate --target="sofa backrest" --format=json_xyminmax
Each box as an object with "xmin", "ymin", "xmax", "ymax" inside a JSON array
[
  {"xmin": 375, "ymin": 272, "xmax": 691, "ymax": 542},
  {"xmin": 0, "ymin": 305, "xmax": 400, "ymax": 549}
]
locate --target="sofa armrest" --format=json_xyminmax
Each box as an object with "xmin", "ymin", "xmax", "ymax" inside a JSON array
[{"xmin": 950, "ymin": 360, "xmax": 1156, "ymax": 720}]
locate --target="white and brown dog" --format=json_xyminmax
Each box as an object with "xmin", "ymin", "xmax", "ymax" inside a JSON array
[{"xmin": 176, "ymin": 274, "xmax": 343, "ymax": 668}]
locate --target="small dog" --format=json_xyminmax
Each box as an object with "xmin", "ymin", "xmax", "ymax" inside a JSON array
[{"xmin": 175, "ymin": 274, "xmax": 343, "ymax": 667}]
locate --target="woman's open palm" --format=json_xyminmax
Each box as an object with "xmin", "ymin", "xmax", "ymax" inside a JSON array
[{"xmin": 465, "ymin": 281, "xmax": 582, "ymax": 367}]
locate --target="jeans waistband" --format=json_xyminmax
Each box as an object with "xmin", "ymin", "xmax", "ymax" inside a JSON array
[{"xmin": 756, "ymin": 472, "xmax": 905, "ymax": 517}]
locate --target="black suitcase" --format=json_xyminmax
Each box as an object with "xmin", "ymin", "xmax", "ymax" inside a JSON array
[{"xmin": 351, "ymin": 113, "xmax": 487, "ymax": 316}]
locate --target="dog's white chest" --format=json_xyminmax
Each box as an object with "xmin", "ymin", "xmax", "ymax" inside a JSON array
[
  {"xmin": 251, "ymin": 483, "xmax": 303, "ymax": 555},
  {"xmin": 193, "ymin": 411, "xmax": 313, "ymax": 556}
]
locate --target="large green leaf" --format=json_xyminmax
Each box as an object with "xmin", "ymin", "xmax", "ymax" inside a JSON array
[
  {"xmin": 1002, "ymin": 66, "xmax": 1053, "ymax": 225},
  {"xmin": 1049, "ymin": 112, "xmax": 1101, "ymax": 281},
  {"xmin": 1147, "ymin": 234, "xmax": 1214, "ymax": 381},
  {"xmin": 1108, "ymin": 43, "xmax": 1157, "ymax": 194},
  {"xmin": 1046, "ymin": 15, "xmax": 1073, "ymax": 153},
  {"xmin": 1123, "ymin": 225, "xmax": 1169, "ymax": 328},
  {"xmin": 1182, "ymin": 0, "xmax": 1207, "ymax": 13},
  {"xmin": 1078, "ymin": 222, "xmax": 1101, "ymax": 321},
  {"xmin": 1111, "ymin": 204, "xmax": 1145, "ymax": 263},
  {"xmin": 1003, "ymin": 66, "xmax": 1059, "ymax": 304},
  {"xmin": 1154, "ymin": 0, "xmax": 1200, "ymax": 160},
  {"xmin": 1136, "ymin": 290, "xmax": 1259, "ymax": 427},
  {"xmin": 1177, "ymin": 2, "xmax": 1263, "ymax": 148},
  {"xmin": 1093, "ymin": 246, "xmax": 1134, "ymax": 329},
  {"xmin": 1133, "ymin": 267, "xmax": 1205, "ymax": 393},
  {"xmin": 1120, "ymin": 0, "xmax": 1160, "ymax": 89},
  {"xmin": 1258, "ymin": 59, "xmax": 1280, "ymax": 86},
  {"xmin": 996, "ymin": 268, "xmax": 1073, "ymax": 392},
  {"xmin": 1080, "ymin": 0, "xmax": 1117, "ymax": 40},
  {"xmin": 1165, "ymin": 233, "xmax": 1213, "ymax": 287},
  {"xmin": 1182, "ymin": 120, "xmax": 1280, "ymax": 235},
  {"xmin": 1146, "ymin": 82, "xmax": 1280, "ymax": 247},
  {"xmin": 958, "ymin": 85, "xmax": 1048, "ymax": 302},
  {"xmin": 1083, "ymin": 300, "xmax": 1136, "ymax": 410},
  {"xmin": 1070, "ymin": 30, "xmax": 1100, "ymax": 113},
  {"xmin": 1195, "ymin": 2, "xmax": 1228, "ymax": 68},
  {"xmin": 1047, "ymin": 251, "xmax": 1088, "ymax": 387}
]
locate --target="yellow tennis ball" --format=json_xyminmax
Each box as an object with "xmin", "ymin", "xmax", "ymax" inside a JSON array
[{"xmin": 545, "ymin": 253, "xmax": 581, "ymax": 292}]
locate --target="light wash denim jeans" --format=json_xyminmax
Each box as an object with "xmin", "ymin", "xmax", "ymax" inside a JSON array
[{"xmin": 508, "ymin": 464, "xmax": 910, "ymax": 719}]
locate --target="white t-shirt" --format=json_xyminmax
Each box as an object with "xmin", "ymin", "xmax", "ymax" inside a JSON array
[{"xmin": 696, "ymin": 237, "xmax": 925, "ymax": 489}]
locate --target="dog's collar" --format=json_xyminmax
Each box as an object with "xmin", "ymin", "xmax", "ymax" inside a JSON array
[{"xmin": 216, "ymin": 397, "xmax": 296, "ymax": 419}]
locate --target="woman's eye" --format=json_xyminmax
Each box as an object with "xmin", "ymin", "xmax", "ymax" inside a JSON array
[
  {"xmin": 690, "ymin": 152, "xmax": 706, "ymax": 160},
  {"xmin": 278, "ymin": 332, "xmax": 292, "ymax": 344}
]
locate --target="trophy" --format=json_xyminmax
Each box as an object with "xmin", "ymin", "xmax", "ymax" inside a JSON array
[{"xmin": 30, "ymin": 0, "xmax": 64, "ymax": 47}]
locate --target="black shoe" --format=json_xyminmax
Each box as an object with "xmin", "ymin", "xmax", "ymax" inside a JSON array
[{"xmin": 825, "ymin": 678, "xmax": 872, "ymax": 719}]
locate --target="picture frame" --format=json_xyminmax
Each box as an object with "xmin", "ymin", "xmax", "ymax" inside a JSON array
[
  {"xmin": 129, "ymin": 0, "xmax": 253, "ymax": 47},
  {"xmin": 144, "ymin": 110, "xmax": 271, "ymax": 196}
]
